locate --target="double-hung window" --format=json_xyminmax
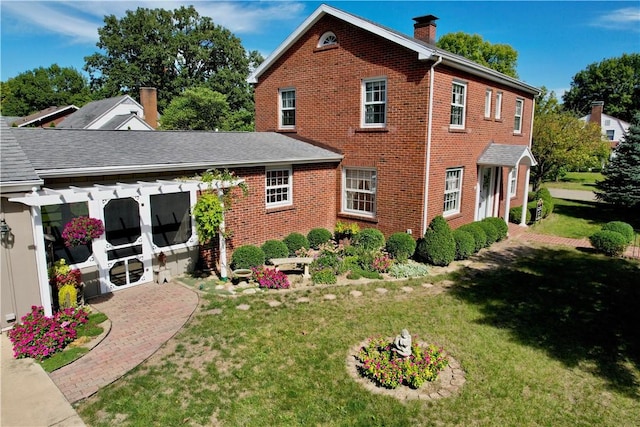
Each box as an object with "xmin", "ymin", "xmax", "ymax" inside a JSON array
[
  {"xmin": 266, "ymin": 167, "xmax": 292, "ymax": 207},
  {"xmin": 495, "ymin": 92, "xmax": 503, "ymax": 120},
  {"xmin": 509, "ymin": 167, "xmax": 518, "ymax": 197},
  {"xmin": 514, "ymin": 98, "xmax": 524, "ymax": 134},
  {"xmin": 279, "ymin": 89, "xmax": 296, "ymax": 129},
  {"xmin": 362, "ymin": 78, "xmax": 386, "ymax": 127},
  {"xmin": 443, "ymin": 168, "xmax": 463, "ymax": 216},
  {"xmin": 450, "ymin": 82, "xmax": 467, "ymax": 128},
  {"xmin": 484, "ymin": 89, "xmax": 492, "ymax": 119},
  {"xmin": 343, "ymin": 168, "xmax": 376, "ymax": 217}
]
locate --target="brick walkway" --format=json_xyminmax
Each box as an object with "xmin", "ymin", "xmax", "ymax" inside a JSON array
[{"xmin": 49, "ymin": 282, "xmax": 198, "ymax": 403}]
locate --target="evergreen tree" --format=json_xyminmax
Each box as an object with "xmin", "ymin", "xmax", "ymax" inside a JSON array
[{"xmin": 595, "ymin": 113, "xmax": 640, "ymax": 210}]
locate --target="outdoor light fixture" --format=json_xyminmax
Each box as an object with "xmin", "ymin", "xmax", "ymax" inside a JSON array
[{"xmin": 0, "ymin": 218, "xmax": 11, "ymax": 239}]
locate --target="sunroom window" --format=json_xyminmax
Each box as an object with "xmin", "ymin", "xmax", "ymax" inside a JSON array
[{"xmin": 150, "ymin": 192, "xmax": 192, "ymax": 248}]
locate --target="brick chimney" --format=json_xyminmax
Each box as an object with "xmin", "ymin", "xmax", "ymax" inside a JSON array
[
  {"xmin": 140, "ymin": 87, "xmax": 158, "ymax": 129},
  {"xmin": 413, "ymin": 14, "xmax": 438, "ymax": 44},
  {"xmin": 590, "ymin": 101, "xmax": 604, "ymax": 126}
]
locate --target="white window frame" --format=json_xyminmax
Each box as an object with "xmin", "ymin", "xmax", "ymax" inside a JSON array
[
  {"xmin": 514, "ymin": 98, "xmax": 524, "ymax": 134},
  {"xmin": 509, "ymin": 167, "xmax": 518, "ymax": 197},
  {"xmin": 450, "ymin": 82, "xmax": 467, "ymax": 129},
  {"xmin": 266, "ymin": 166, "xmax": 293, "ymax": 208},
  {"xmin": 484, "ymin": 89, "xmax": 492, "ymax": 119},
  {"xmin": 606, "ymin": 129, "xmax": 615, "ymax": 140},
  {"xmin": 443, "ymin": 167, "xmax": 463, "ymax": 216},
  {"xmin": 361, "ymin": 77, "xmax": 386, "ymax": 128},
  {"xmin": 342, "ymin": 168, "xmax": 377, "ymax": 217},
  {"xmin": 495, "ymin": 91, "xmax": 503, "ymax": 120},
  {"xmin": 278, "ymin": 88, "xmax": 296, "ymax": 129},
  {"xmin": 318, "ymin": 31, "xmax": 338, "ymax": 47}
]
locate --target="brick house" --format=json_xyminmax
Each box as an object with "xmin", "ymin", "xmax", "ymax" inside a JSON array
[{"xmin": 249, "ymin": 4, "xmax": 539, "ymax": 236}]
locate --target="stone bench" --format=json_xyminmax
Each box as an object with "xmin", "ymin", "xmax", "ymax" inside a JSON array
[{"xmin": 269, "ymin": 257, "xmax": 314, "ymax": 279}]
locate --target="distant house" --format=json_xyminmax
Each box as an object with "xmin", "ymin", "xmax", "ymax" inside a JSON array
[
  {"xmin": 580, "ymin": 101, "xmax": 631, "ymax": 150},
  {"xmin": 11, "ymin": 105, "xmax": 79, "ymax": 128},
  {"xmin": 57, "ymin": 88, "xmax": 158, "ymax": 130}
]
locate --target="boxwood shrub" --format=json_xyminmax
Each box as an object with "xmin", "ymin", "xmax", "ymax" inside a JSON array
[
  {"xmin": 509, "ymin": 206, "xmax": 531, "ymax": 225},
  {"xmin": 416, "ymin": 216, "xmax": 455, "ymax": 266},
  {"xmin": 307, "ymin": 228, "xmax": 333, "ymax": 249},
  {"xmin": 589, "ymin": 230, "xmax": 628, "ymax": 257},
  {"xmin": 482, "ymin": 217, "xmax": 508, "ymax": 241},
  {"xmin": 231, "ymin": 245, "xmax": 266, "ymax": 270},
  {"xmin": 601, "ymin": 221, "xmax": 634, "ymax": 244},
  {"xmin": 477, "ymin": 220, "xmax": 498, "ymax": 246},
  {"xmin": 535, "ymin": 187, "xmax": 554, "ymax": 217},
  {"xmin": 353, "ymin": 228, "xmax": 385, "ymax": 251},
  {"xmin": 385, "ymin": 232, "xmax": 417, "ymax": 262},
  {"xmin": 452, "ymin": 229, "xmax": 475, "ymax": 260},
  {"xmin": 283, "ymin": 232, "xmax": 310, "ymax": 255},
  {"xmin": 458, "ymin": 223, "xmax": 487, "ymax": 253},
  {"xmin": 260, "ymin": 240, "xmax": 289, "ymax": 263}
]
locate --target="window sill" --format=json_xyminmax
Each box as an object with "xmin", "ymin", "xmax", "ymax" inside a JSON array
[
  {"xmin": 448, "ymin": 127, "xmax": 468, "ymax": 133},
  {"xmin": 277, "ymin": 129, "xmax": 297, "ymax": 133},
  {"xmin": 338, "ymin": 212, "xmax": 378, "ymax": 223},
  {"xmin": 483, "ymin": 116, "xmax": 492, "ymax": 121},
  {"xmin": 443, "ymin": 212, "xmax": 462, "ymax": 221},
  {"xmin": 266, "ymin": 205, "xmax": 295, "ymax": 214},
  {"xmin": 512, "ymin": 132, "xmax": 523, "ymax": 136},
  {"xmin": 314, "ymin": 44, "xmax": 339, "ymax": 53},
  {"xmin": 355, "ymin": 127, "xmax": 388, "ymax": 133}
]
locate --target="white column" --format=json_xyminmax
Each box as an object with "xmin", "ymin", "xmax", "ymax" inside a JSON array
[
  {"xmin": 31, "ymin": 205, "xmax": 53, "ymax": 317},
  {"xmin": 520, "ymin": 166, "xmax": 531, "ymax": 226},
  {"xmin": 504, "ymin": 167, "xmax": 512, "ymax": 226},
  {"xmin": 217, "ymin": 188, "xmax": 228, "ymax": 281}
]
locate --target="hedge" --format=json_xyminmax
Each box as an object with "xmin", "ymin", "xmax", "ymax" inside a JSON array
[
  {"xmin": 307, "ymin": 228, "xmax": 333, "ymax": 249},
  {"xmin": 231, "ymin": 245, "xmax": 266, "ymax": 270},
  {"xmin": 353, "ymin": 228, "xmax": 385, "ymax": 251},
  {"xmin": 458, "ymin": 223, "xmax": 487, "ymax": 253},
  {"xmin": 482, "ymin": 217, "xmax": 508, "ymax": 241},
  {"xmin": 477, "ymin": 220, "xmax": 498, "ymax": 246},
  {"xmin": 601, "ymin": 221, "xmax": 634, "ymax": 244},
  {"xmin": 261, "ymin": 240, "xmax": 289, "ymax": 263},
  {"xmin": 453, "ymin": 229, "xmax": 475, "ymax": 260},
  {"xmin": 589, "ymin": 230, "xmax": 628, "ymax": 257},
  {"xmin": 283, "ymin": 232, "xmax": 310, "ymax": 255}
]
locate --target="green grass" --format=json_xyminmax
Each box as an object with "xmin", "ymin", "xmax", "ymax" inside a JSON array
[
  {"xmin": 77, "ymin": 249, "xmax": 640, "ymax": 427},
  {"xmin": 39, "ymin": 312, "xmax": 108, "ymax": 373},
  {"xmin": 543, "ymin": 172, "xmax": 603, "ymax": 192}
]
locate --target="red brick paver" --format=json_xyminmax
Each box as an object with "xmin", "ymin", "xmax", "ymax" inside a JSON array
[{"xmin": 49, "ymin": 282, "xmax": 198, "ymax": 403}]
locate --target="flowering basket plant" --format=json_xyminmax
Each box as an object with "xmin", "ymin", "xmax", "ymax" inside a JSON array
[
  {"xmin": 251, "ymin": 266, "xmax": 291, "ymax": 289},
  {"xmin": 61, "ymin": 216, "xmax": 104, "ymax": 247}
]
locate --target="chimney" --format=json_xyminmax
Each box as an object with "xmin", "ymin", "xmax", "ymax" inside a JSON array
[
  {"xmin": 413, "ymin": 14, "xmax": 438, "ymax": 44},
  {"xmin": 140, "ymin": 87, "xmax": 158, "ymax": 129},
  {"xmin": 590, "ymin": 101, "xmax": 604, "ymax": 126}
]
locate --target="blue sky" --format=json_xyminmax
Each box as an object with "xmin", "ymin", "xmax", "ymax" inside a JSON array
[{"xmin": 1, "ymin": 1, "xmax": 639, "ymax": 97}]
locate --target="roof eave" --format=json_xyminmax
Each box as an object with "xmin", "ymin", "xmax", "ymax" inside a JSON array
[{"xmin": 0, "ymin": 179, "xmax": 44, "ymax": 192}]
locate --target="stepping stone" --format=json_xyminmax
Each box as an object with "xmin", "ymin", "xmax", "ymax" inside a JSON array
[
  {"xmin": 242, "ymin": 288, "xmax": 257, "ymax": 294},
  {"xmin": 296, "ymin": 297, "xmax": 310, "ymax": 303},
  {"xmin": 401, "ymin": 287, "xmax": 413, "ymax": 293},
  {"xmin": 350, "ymin": 290, "xmax": 363, "ymax": 298},
  {"xmin": 208, "ymin": 308, "xmax": 223, "ymax": 315},
  {"xmin": 236, "ymin": 304, "xmax": 251, "ymax": 311},
  {"xmin": 215, "ymin": 285, "xmax": 225, "ymax": 290},
  {"xmin": 422, "ymin": 283, "xmax": 434, "ymax": 288},
  {"xmin": 440, "ymin": 280, "xmax": 455, "ymax": 286},
  {"xmin": 324, "ymin": 294, "xmax": 337, "ymax": 300},
  {"xmin": 267, "ymin": 300, "xmax": 282, "ymax": 307},
  {"xmin": 375, "ymin": 288, "xmax": 388, "ymax": 294}
]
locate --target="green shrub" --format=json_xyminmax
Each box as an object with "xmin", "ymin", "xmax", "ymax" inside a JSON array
[
  {"xmin": 307, "ymin": 228, "xmax": 333, "ymax": 249},
  {"xmin": 385, "ymin": 232, "xmax": 417, "ymax": 262},
  {"xmin": 535, "ymin": 187, "xmax": 554, "ymax": 217},
  {"xmin": 509, "ymin": 206, "xmax": 531, "ymax": 225},
  {"xmin": 601, "ymin": 221, "xmax": 634, "ymax": 244},
  {"xmin": 388, "ymin": 261, "xmax": 430, "ymax": 278},
  {"xmin": 589, "ymin": 230, "xmax": 628, "ymax": 257},
  {"xmin": 260, "ymin": 240, "xmax": 289, "ymax": 263},
  {"xmin": 353, "ymin": 228, "xmax": 385, "ymax": 251},
  {"xmin": 283, "ymin": 232, "xmax": 310, "ymax": 255},
  {"xmin": 458, "ymin": 223, "xmax": 487, "ymax": 253},
  {"xmin": 416, "ymin": 216, "xmax": 456, "ymax": 266},
  {"xmin": 452, "ymin": 229, "xmax": 475, "ymax": 260},
  {"xmin": 346, "ymin": 267, "xmax": 382, "ymax": 280},
  {"xmin": 340, "ymin": 255, "xmax": 360, "ymax": 274},
  {"xmin": 311, "ymin": 252, "xmax": 341, "ymax": 273},
  {"xmin": 482, "ymin": 217, "xmax": 508, "ymax": 241},
  {"xmin": 231, "ymin": 245, "xmax": 266, "ymax": 270},
  {"xmin": 477, "ymin": 220, "xmax": 498, "ymax": 246},
  {"xmin": 311, "ymin": 269, "xmax": 337, "ymax": 285}
]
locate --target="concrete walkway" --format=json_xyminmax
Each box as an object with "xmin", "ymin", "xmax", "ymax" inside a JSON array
[{"xmin": 547, "ymin": 188, "xmax": 598, "ymax": 202}]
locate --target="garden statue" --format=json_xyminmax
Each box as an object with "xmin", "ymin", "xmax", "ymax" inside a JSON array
[{"xmin": 393, "ymin": 329, "xmax": 412, "ymax": 357}]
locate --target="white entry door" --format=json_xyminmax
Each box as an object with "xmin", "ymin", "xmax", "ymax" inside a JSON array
[{"xmin": 477, "ymin": 167, "xmax": 496, "ymax": 221}]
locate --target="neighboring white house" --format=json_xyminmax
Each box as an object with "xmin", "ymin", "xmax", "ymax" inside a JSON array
[{"xmin": 580, "ymin": 101, "xmax": 631, "ymax": 148}]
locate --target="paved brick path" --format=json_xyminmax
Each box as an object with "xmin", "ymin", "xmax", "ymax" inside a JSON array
[{"xmin": 49, "ymin": 282, "xmax": 198, "ymax": 403}]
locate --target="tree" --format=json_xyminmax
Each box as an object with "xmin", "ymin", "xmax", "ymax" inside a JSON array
[
  {"xmin": 160, "ymin": 87, "xmax": 229, "ymax": 130},
  {"xmin": 596, "ymin": 113, "xmax": 640, "ymax": 210},
  {"xmin": 0, "ymin": 64, "xmax": 92, "ymax": 116},
  {"xmin": 563, "ymin": 54, "xmax": 640, "ymax": 123},
  {"xmin": 531, "ymin": 88, "xmax": 609, "ymax": 190},
  {"xmin": 84, "ymin": 5, "xmax": 259, "ymax": 130},
  {"xmin": 436, "ymin": 32, "xmax": 519, "ymax": 78}
]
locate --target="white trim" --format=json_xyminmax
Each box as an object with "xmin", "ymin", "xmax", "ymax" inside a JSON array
[
  {"xmin": 16, "ymin": 105, "xmax": 79, "ymax": 127},
  {"xmin": 278, "ymin": 88, "xmax": 296, "ymax": 129},
  {"xmin": 361, "ymin": 77, "xmax": 387, "ymax": 128},
  {"xmin": 450, "ymin": 81, "xmax": 467, "ymax": 129},
  {"xmin": 265, "ymin": 166, "xmax": 293, "ymax": 208},
  {"xmin": 495, "ymin": 92, "xmax": 503, "ymax": 120},
  {"xmin": 85, "ymin": 95, "xmax": 143, "ymax": 129},
  {"xmin": 443, "ymin": 167, "xmax": 463, "ymax": 217},
  {"xmin": 342, "ymin": 167, "xmax": 377, "ymax": 218},
  {"xmin": 31, "ymin": 205, "xmax": 53, "ymax": 317},
  {"xmin": 484, "ymin": 89, "xmax": 492, "ymax": 119},
  {"xmin": 514, "ymin": 98, "xmax": 524, "ymax": 134}
]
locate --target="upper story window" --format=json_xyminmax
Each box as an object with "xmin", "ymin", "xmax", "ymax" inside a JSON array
[
  {"xmin": 495, "ymin": 92, "xmax": 503, "ymax": 120},
  {"xmin": 343, "ymin": 168, "xmax": 377, "ymax": 217},
  {"xmin": 606, "ymin": 129, "xmax": 615, "ymax": 140},
  {"xmin": 443, "ymin": 167, "xmax": 463, "ymax": 216},
  {"xmin": 279, "ymin": 88, "xmax": 296, "ymax": 129},
  {"xmin": 484, "ymin": 89, "xmax": 493, "ymax": 119},
  {"xmin": 266, "ymin": 167, "xmax": 292, "ymax": 208},
  {"xmin": 514, "ymin": 98, "xmax": 524, "ymax": 134},
  {"xmin": 362, "ymin": 78, "xmax": 386, "ymax": 127},
  {"xmin": 450, "ymin": 82, "xmax": 467, "ymax": 129},
  {"xmin": 318, "ymin": 31, "xmax": 338, "ymax": 47},
  {"xmin": 509, "ymin": 167, "xmax": 518, "ymax": 197}
]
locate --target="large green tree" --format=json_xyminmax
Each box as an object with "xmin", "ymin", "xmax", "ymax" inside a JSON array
[
  {"xmin": 436, "ymin": 32, "xmax": 519, "ymax": 78},
  {"xmin": 596, "ymin": 113, "xmax": 640, "ymax": 210},
  {"xmin": 531, "ymin": 88, "xmax": 609, "ymax": 190},
  {"xmin": 160, "ymin": 87, "xmax": 229, "ymax": 131},
  {"xmin": 84, "ymin": 5, "xmax": 261, "ymax": 129},
  {"xmin": 0, "ymin": 64, "xmax": 92, "ymax": 116},
  {"xmin": 563, "ymin": 53, "xmax": 640, "ymax": 123}
]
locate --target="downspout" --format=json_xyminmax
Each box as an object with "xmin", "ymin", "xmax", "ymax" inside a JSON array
[{"xmin": 422, "ymin": 53, "xmax": 443, "ymax": 235}]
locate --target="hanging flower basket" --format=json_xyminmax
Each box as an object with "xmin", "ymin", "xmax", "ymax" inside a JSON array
[{"xmin": 61, "ymin": 216, "xmax": 104, "ymax": 247}]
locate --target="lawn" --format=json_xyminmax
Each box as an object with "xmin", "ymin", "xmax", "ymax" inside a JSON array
[
  {"xmin": 77, "ymin": 246, "xmax": 640, "ymax": 426},
  {"xmin": 543, "ymin": 171, "xmax": 603, "ymax": 192}
]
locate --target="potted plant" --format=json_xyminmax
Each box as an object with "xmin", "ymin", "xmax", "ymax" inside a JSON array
[
  {"xmin": 61, "ymin": 216, "xmax": 104, "ymax": 247},
  {"xmin": 48, "ymin": 259, "xmax": 84, "ymax": 309}
]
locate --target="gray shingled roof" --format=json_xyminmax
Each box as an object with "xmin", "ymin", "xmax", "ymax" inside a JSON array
[
  {"xmin": 7, "ymin": 127, "xmax": 342, "ymax": 178},
  {"xmin": 100, "ymin": 114, "xmax": 149, "ymax": 130},
  {"xmin": 477, "ymin": 143, "xmax": 537, "ymax": 167},
  {"xmin": 57, "ymin": 95, "xmax": 129, "ymax": 129},
  {"xmin": 0, "ymin": 119, "xmax": 43, "ymax": 188}
]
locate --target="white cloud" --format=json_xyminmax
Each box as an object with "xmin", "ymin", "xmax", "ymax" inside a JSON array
[{"xmin": 592, "ymin": 7, "xmax": 640, "ymax": 31}]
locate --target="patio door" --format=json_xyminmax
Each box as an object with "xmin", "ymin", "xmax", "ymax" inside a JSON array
[{"xmin": 477, "ymin": 167, "xmax": 496, "ymax": 220}]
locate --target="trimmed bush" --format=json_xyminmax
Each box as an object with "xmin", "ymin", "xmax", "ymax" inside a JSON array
[
  {"xmin": 589, "ymin": 230, "xmax": 628, "ymax": 257},
  {"xmin": 260, "ymin": 240, "xmax": 289, "ymax": 263},
  {"xmin": 509, "ymin": 206, "xmax": 531, "ymax": 225},
  {"xmin": 477, "ymin": 220, "xmax": 498, "ymax": 246},
  {"xmin": 482, "ymin": 217, "xmax": 508, "ymax": 241},
  {"xmin": 458, "ymin": 223, "xmax": 487, "ymax": 253},
  {"xmin": 452, "ymin": 229, "xmax": 475, "ymax": 260},
  {"xmin": 307, "ymin": 228, "xmax": 333, "ymax": 249},
  {"xmin": 601, "ymin": 221, "xmax": 634, "ymax": 244},
  {"xmin": 311, "ymin": 269, "xmax": 337, "ymax": 285},
  {"xmin": 385, "ymin": 232, "xmax": 417, "ymax": 262},
  {"xmin": 353, "ymin": 228, "xmax": 385, "ymax": 251},
  {"xmin": 311, "ymin": 252, "xmax": 341, "ymax": 273},
  {"xmin": 347, "ymin": 267, "xmax": 382, "ymax": 280},
  {"xmin": 231, "ymin": 245, "xmax": 266, "ymax": 270},
  {"xmin": 283, "ymin": 232, "xmax": 310, "ymax": 255},
  {"xmin": 416, "ymin": 216, "xmax": 456, "ymax": 266},
  {"xmin": 535, "ymin": 187, "xmax": 554, "ymax": 217}
]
